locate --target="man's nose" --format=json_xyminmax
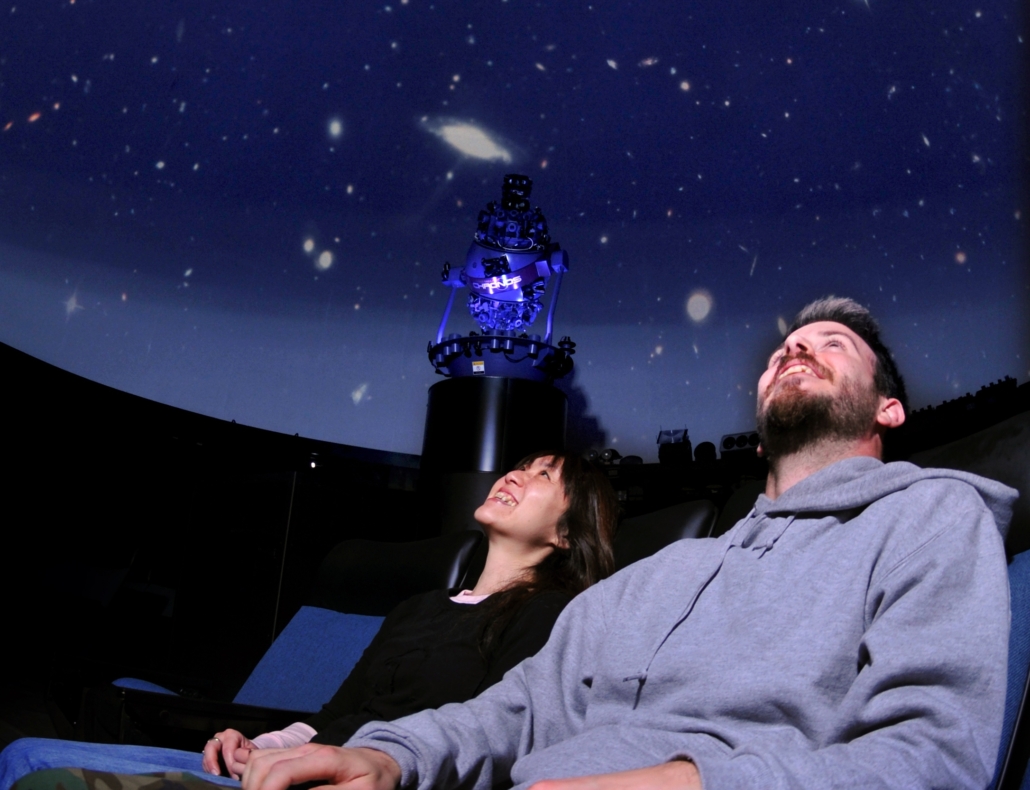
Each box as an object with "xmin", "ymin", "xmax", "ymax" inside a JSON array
[{"xmin": 784, "ymin": 334, "xmax": 811, "ymax": 355}]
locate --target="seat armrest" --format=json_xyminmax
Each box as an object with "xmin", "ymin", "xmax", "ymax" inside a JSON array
[{"xmin": 81, "ymin": 685, "xmax": 311, "ymax": 751}]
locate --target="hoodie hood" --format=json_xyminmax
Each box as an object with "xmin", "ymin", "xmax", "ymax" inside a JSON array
[{"xmin": 755, "ymin": 456, "xmax": 1017, "ymax": 540}]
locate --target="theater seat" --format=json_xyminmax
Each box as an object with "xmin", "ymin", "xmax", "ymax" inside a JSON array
[
  {"xmin": 613, "ymin": 499, "xmax": 718, "ymax": 570},
  {"xmin": 87, "ymin": 530, "xmax": 483, "ymax": 749},
  {"xmin": 992, "ymin": 548, "xmax": 1030, "ymax": 790}
]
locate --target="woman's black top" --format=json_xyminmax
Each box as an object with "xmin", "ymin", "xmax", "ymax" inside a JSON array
[{"xmin": 305, "ymin": 588, "xmax": 571, "ymax": 746}]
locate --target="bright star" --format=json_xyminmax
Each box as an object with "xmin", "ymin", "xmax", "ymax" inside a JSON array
[
  {"xmin": 685, "ymin": 290, "xmax": 713, "ymax": 323},
  {"xmin": 316, "ymin": 250, "xmax": 334, "ymax": 270}
]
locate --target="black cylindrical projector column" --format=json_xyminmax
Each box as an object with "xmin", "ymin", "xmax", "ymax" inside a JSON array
[{"xmin": 421, "ymin": 376, "xmax": 567, "ymax": 534}]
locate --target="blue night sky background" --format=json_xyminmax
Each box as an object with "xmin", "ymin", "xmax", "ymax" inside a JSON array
[{"xmin": 0, "ymin": 0, "xmax": 1026, "ymax": 459}]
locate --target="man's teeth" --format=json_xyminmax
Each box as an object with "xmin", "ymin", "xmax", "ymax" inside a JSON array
[
  {"xmin": 494, "ymin": 492, "xmax": 517, "ymax": 506},
  {"xmin": 779, "ymin": 364, "xmax": 814, "ymax": 379}
]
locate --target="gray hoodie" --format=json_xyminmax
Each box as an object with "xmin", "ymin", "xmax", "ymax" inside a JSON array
[{"xmin": 349, "ymin": 457, "xmax": 1016, "ymax": 790}]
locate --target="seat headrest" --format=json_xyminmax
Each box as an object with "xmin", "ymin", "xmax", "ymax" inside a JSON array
[
  {"xmin": 311, "ymin": 530, "xmax": 483, "ymax": 615},
  {"xmin": 614, "ymin": 499, "xmax": 718, "ymax": 570}
]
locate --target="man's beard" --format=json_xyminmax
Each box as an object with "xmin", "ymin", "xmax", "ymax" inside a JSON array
[{"xmin": 757, "ymin": 374, "xmax": 881, "ymax": 460}]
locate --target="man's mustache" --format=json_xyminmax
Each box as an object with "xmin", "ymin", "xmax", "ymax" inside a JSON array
[{"xmin": 774, "ymin": 352, "xmax": 832, "ymax": 383}]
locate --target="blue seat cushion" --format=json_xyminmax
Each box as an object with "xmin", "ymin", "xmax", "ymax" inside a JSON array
[
  {"xmin": 232, "ymin": 606, "xmax": 384, "ymax": 713},
  {"xmin": 992, "ymin": 549, "xmax": 1030, "ymax": 789}
]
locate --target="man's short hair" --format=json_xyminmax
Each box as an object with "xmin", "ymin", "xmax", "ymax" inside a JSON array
[{"xmin": 788, "ymin": 296, "xmax": 908, "ymax": 414}]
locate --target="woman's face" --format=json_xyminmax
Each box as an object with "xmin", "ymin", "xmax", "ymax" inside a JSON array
[{"xmin": 474, "ymin": 456, "xmax": 569, "ymax": 549}]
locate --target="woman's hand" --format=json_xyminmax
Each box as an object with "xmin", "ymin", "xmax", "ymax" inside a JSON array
[
  {"xmin": 240, "ymin": 744, "xmax": 402, "ymax": 790},
  {"xmin": 202, "ymin": 728, "xmax": 257, "ymax": 779}
]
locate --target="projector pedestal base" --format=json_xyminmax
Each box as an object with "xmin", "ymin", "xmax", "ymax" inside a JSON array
[{"xmin": 420, "ymin": 376, "xmax": 567, "ymax": 535}]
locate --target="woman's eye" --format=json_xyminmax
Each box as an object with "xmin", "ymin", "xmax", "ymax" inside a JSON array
[{"xmin": 540, "ymin": 471, "xmax": 550, "ymax": 479}]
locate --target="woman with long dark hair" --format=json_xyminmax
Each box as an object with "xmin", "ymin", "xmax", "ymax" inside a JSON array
[
  {"xmin": 202, "ymin": 450, "xmax": 617, "ymax": 777},
  {"xmin": 0, "ymin": 451, "xmax": 617, "ymax": 790}
]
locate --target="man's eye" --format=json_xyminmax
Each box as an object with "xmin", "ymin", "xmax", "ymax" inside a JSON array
[{"xmin": 540, "ymin": 471, "xmax": 550, "ymax": 479}]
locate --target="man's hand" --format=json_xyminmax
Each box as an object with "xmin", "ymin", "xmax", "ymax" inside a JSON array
[
  {"xmin": 202, "ymin": 729, "xmax": 257, "ymax": 779},
  {"xmin": 240, "ymin": 743, "xmax": 402, "ymax": 790},
  {"xmin": 528, "ymin": 761, "xmax": 702, "ymax": 790}
]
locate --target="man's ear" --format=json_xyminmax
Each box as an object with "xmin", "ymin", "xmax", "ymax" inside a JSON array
[{"xmin": 875, "ymin": 397, "xmax": 906, "ymax": 430}]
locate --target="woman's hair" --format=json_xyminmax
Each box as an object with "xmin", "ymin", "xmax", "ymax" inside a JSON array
[{"xmin": 476, "ymin": 450, "xmax": 618, "ymax": 657}]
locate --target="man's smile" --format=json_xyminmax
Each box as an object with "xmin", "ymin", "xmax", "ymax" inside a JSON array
[
  {"xmin": 774, "ymin": 354, "xmax": 829, "ymax": 383},
  {"xmin": 777, "ymin": 363, "xmax": 818, "ymax": 380}
]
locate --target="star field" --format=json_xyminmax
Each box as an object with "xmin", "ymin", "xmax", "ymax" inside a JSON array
[{"xmin": 0, "ymin": 0, "xmax": 1025, "ymax": 457}]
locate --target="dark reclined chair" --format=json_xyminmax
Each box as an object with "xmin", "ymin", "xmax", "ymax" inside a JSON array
[
  {"xmin": 613, "ymin": 499, "xmax": 718, "ymax": 570},
  {"xmin": 993, "ymin": 546, "xmax": 1030, "ymax": 790},
  {"xmin": 82, "ymin": 530, "xmax": 483, "ymax": 750}
]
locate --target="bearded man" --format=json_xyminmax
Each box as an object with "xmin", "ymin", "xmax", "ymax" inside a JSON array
[
  {"xmin": 755, "ymin": 296, "xmax": 909, "ymax": 494},
  {"xmin": 17, "ymin": 298, "xmax": 1021, "ymax": 790}
]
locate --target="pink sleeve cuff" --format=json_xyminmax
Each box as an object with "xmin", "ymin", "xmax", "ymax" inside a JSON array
[{"xmin": 250, "ymin": 721, "xmax": 318, "ymax": 750}]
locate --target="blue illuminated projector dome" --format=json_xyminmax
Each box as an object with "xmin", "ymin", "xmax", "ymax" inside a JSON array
[{"xmin": 428, "ymin": 174, "xmax": 574, "ymax": 382}]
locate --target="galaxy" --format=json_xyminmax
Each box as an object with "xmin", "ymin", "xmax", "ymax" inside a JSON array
[
  {"xmin": 422, "ymin": 117, "xmax": 514, "ymax": 163},
  {"xmin": 0, "ymin": 0, "xmax": 1025, "ymax": 458}
]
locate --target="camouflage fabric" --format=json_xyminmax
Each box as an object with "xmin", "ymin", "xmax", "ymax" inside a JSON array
[{"xmin": 11, "ymin": 768, "xmax": 228, "ymax": 790}]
